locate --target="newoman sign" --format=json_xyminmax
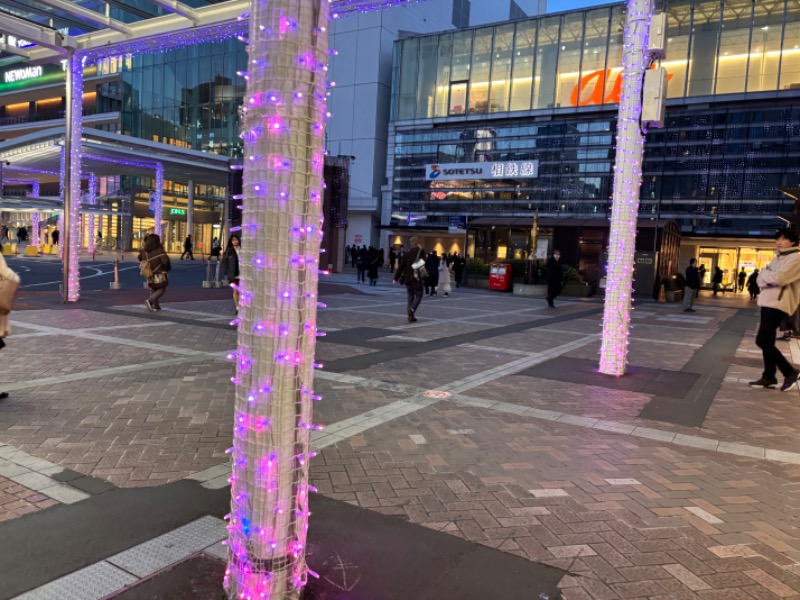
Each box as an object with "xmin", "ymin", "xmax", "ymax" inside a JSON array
[
  {"xmin": 571, "ymin": 67, "xmax": 674, "ymax": 107},
  {"xmin": 425, "ymin": 160, "xmax": 539, "ymax": 181}
]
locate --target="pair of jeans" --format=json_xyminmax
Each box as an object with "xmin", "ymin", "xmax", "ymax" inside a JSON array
[
  {"xmin": 405, "ymin": 281, "xmax": 423, "ymax": 314},
  {"xmin": 682, "ymin": 286, "xmax": 697, "ymax": 309},
  {"xmin": 147, "ymin": 286, "xmax": 167, "ymax": 308},
  {"xmin": 756, "ymin": 306, "xmax": 794, "ymax": 379}
]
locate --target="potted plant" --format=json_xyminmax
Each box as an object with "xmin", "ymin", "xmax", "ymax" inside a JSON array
[{"xmin": 662, "ymin": 273, "xmax": 685, "ymax": 302}]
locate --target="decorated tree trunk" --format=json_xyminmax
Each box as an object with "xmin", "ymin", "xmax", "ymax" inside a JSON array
[
  {"xmin": 599, "ymin": 0, "xmax": 653, "ymax": 376},
  {"xmin": 225, "ymin": 1, "xmax": 329, "ymax": 598}
]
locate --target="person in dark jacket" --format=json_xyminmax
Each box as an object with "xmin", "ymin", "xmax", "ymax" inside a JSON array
[
  {"xmin": 181, "ymin": 234, "xmax": 194, "ymax": 260},
  {"xmin": 367, "ymin": 247, "xmax": 380, "ymax": 286},
  {"xmin": 393, "ymin": 236, "xmax": 426, "ymax": 322},
  {"xmin": 738, "ymin": 267, "xmax": 747, "ymax": 293},
  {"xmin": 683, "ymin": 258, "xmax": 705, "ymax": 312},
  {"xmin": 221, "ymin": 233, "xmax": 241, "ymax": 312},
  {"xmin": 425, "ymin": 251, "xmax": 440, "ymax": 296},
  {"xmin": 546, "ymin": 249, "xmax": 563, "ymax": 308},
  {"xmin": 51, "ymin": 228, "xmax": 59, "ymax": 246},
  {"xmin": 138, "ymin": 233, "xmax": 171, "ymax": 312},
  {"xmin": 747, "ymin": 269, "xmax": 760, "ymax": 300},
  {"xmin": 453, "ymin": 253, "xmax": 465, "ymax": 287},
  {"xmin": 712, "ymin": 266, "xmax": 724, "ymax": 296}
]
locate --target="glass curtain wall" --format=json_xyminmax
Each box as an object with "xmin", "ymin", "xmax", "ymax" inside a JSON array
[{"xmin": 393, "ymin": 0, "xmax": 800, "ymax": 120}]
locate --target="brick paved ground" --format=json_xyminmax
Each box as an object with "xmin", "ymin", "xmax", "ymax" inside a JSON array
[
  {"xmin": 0, "ymin": 476, "xmax": 59, "ymax": 523},
  {"xmin": 2, "ymin": 282, "xmax": 800, "ymax": 598}
]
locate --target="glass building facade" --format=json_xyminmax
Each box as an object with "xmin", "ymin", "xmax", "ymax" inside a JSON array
[{"xmin": 388, "ymin": 0, "xmax": 800, "ymax": 238}]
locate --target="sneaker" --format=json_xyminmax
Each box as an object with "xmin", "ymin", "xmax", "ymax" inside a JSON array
[
  {"xmin": 407, "ymin": 308, "xmax": 417, "ymax": 322},
  {"xmin": 781, "ymin": 369, "xmax": 800, "ymax": 392},
  {"xmin": 0, "ymin": 392, "xmax": 8, "ymax": 400},
  {"xmin": 145, "ymin": 299, "xmax": 155, "ymax": 312},
  {"xmin": 749, "ymin": 377, "xmax": 778, "ymax": 388}
]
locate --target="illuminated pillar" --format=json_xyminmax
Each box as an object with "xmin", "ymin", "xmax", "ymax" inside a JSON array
[
  {"xmin": 87, "ymin": 172, "xmax": 97, "ymax": 252},
  {"xmin": 599, "ymin": 0, "xmax": 653, "ymax": 376},
  {"xmin": 225, "ymin": 1, "xmax": 329, "ymax": 598},
  {"xmin": 154, "ymin": 163, "xmax": 164, "ymax": 237},
  {"xmin": 187, "ymin": 179, "xmax": 194, "ymax": 245},
  {"xmin": 63, "ymin": 51, "xmax": 84, "ymax": 302}
]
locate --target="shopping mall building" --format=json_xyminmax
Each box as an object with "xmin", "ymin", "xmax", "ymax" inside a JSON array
[{"xmin": 382, "ymin": 0, "xmax": 800, "ymax": 287}]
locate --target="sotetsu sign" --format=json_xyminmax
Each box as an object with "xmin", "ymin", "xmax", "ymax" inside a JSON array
[{"xmin": 425, "ymin": 160, "xmax": 539, "ymax": 181}]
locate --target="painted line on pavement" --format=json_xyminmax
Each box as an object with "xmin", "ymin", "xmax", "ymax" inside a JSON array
[
  {"xmin": 0, "ymin": 443, "xmax": 91, "ymax": 505},
  {"xmin": 11, "ymin": 516, "xmax": 227, "ymax": 600},
  {"xmin": 1, "ymin": 352, "xmax": 229, "ymax": 392}
]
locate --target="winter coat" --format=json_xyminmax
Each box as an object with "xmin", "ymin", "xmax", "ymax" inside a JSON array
[
  {"xmin": 222, "ymin": 247, "xmax": 240, "ymax": 281},
  {"xmin": 757, "ymin": 248, "xmax": 800, "ymax": 314},
  {"xmin": 367, "ymin": 253, "xmax": 380, "ymax": 280},
  {"xmin": 138, "ymin": 247, "xmax": 171, "ymax": 291},
  {"xmin": 438, "ymin": 260, "xmax": 453, "ymax": 293},
  {"xmin": 394, "ymin": 247, "xmax": 426, "ymax": 287},
  {"xmin": 425, "ymin": 254, "xmax": 440, "ymax": 287},
  {"xmin": 546, "ymin": 256, "xmax": 563, "ymax": 297},
  {"xmin": 0, "ymin": 253, "xmax": 19, "ymax": 338}
]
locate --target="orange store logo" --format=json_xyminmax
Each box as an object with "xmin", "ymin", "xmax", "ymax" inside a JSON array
[{"xmin": 570, "ymin": 68, "xmax": 673, "ymax": 107}]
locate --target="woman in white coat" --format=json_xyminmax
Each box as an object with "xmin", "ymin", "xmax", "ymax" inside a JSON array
[
  {"xmin": 438, "ymin": 255, "xmax": 453, "ymax": 297},
  {"xmin": 0, "ymin": 253, "xmax": 20, "ymax": 400}
]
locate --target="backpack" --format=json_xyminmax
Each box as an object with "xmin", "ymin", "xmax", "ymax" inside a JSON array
[
  {"xmin": 412, "ymin": 250, "xmax": 428, "ymax": 280},
  {"xmin": 139, "ymin": 252, "xmax": 153, "ymax": 277}
]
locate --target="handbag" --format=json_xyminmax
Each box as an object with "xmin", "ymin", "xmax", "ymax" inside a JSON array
[
  {"xmin": 0, "ymin": 272, "xmax": 19, "ymax": 315},
  {"xmin": 412, "ymin": 250, "xmax": 428, "ymax": 280},
  {"xmin": 139, "ymin": 252, "xmax": 153, "ymax": 277},
  {"xmin": 149, "ymin": 271, "xmax": 168, "ymax": 289}
]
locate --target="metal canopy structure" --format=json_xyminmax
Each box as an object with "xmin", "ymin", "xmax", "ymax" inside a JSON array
[{"xmin": 0, "ymin": 127, "xmax": 233, "ymax": 187}]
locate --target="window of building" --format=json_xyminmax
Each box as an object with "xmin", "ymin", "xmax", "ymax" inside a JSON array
[
  {"xmin": 714, "ymin": 0, "xmax": 752, "ymax": 95},
  {"xmin": 468, "ymin": 28, "xmax": 493, "ymax": 114},
  {"xmin": 489, "ymin": 24, "xmax": 515, "ymax": 114},
  {"xmin": 449, "ymin": 81, "xmax": 468, "ymax": 115},
  {"xmin": 434, "ymin": 34, "xmax": 453, "ymax": 117},
  {"xmin": 533, "ymin": 16, "xmax": 560, "ymax": 109},
  {"xmin": 556, "ymin": 12, "xmax": 583, "ymax": 108},
  {"xmin": 510, "ymin": 20, "xmax": 536, "ymax": 111},
  {"xmin": 748, "ymin": 18, "xmax": 783, "ymax": 92},
  {"xmin": 397, "ymin": 37, "xmax": 419, "ymax": 120},
  {"xmin": 688, "ymin": 1, "xmax": 721, "ymax": 97},
  {"xmin": 417, "ymin": 36, "xmax": 439, "ymax": 119},
  {"xmin": 780, "ymin": 17, "xmax": 800, "ymax": 90}
]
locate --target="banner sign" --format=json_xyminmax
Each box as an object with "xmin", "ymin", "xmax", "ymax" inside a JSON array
[
  {"xmin": 425, "ymin": 160, "xmax": 539, "ymax": 181},
  {"xmin": 448, "ymin": 216, "xmax": 467, "ymax": 233}
]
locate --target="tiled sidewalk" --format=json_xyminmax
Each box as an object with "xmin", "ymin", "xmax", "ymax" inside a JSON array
[{"xmin": 2, "ymin": 288, "xmax": 800, "ymax": 599}]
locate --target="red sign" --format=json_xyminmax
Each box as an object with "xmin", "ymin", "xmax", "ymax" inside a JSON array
[
  {"xmin": 354, "ymin": 234, "xmax": 362, "ymax": 244},
  {"xmin": 570, "ymin": 67, "xmax": 673, "ymax": 107}
]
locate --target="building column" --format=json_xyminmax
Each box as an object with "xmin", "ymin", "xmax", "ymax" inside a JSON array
[
  {"xmin": 599, "ymin": 0, "xmax": 653, "ymax": 376},
  {"xmin": 63, "ymin": 50, "xmax": 83, "ymax": 302},
  {"xmin": 187, "ymin": 178, "xmax": 194, "ymax": 244}
]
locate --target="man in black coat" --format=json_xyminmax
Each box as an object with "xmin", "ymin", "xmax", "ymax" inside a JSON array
[
  {"xmin": 683, "ymin": 258, "xmax": 704, "ymax": 312},
  {"xmin": 393, "ymin": 237, "xmax": 426, "ymax": 322},
  {"xmin": 546, "ymin": 249, "xmax": 563, "ymax": 308}
]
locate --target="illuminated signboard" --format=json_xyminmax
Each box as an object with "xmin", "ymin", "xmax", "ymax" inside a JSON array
[
  {"xmin": 425, "ymin": 160, "xmax": 539, "ymax": 181},
  {"xmin": 571, "ymin": 67, "xmax": 674, "ymax": 107},
  {"xmin": 170, "ymin": 208, "xmax": 187, "ymax": 215},
  {"xmin": 4, "ymin": 66, "xmax": 43, "ymax": 83}
]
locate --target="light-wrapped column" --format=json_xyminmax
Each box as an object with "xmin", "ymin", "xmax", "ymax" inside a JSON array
[
  {"xmin": 154, "ymin": 163, "xmax": 164, "ymax": 237},
  {"xmin": 599, "ymin": 0, "xmax": 652, "ymax": 376},
  {"xmin": 63, "ymin": 52, "xmax": 84, "ymax": 302},
  {"xmin": 87, "ymin": 172, "xmax": 97, "ymax": 252},
  {"xmin": 225, "ymin": 1, "xmax": 328, "ymax": 598}
]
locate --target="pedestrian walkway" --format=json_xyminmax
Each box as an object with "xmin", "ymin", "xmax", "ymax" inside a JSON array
[{"xmin": 1, "ymin": 285, "xmax": 800, "ymax": 599}]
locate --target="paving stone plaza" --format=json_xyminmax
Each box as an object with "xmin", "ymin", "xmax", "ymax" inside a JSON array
[{"xmin": 2, "ymin": 272, "xmax": 800, "ymax": 599}]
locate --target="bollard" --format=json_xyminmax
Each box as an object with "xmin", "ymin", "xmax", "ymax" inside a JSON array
[
  {"xmin": 213, "ymin": 259, "xmax": 222, "ymax": 288},
  {"xmin": 202, "ymin": 259, "xmax": 213, "ymax": 288},
  {"xmin": 109, "ymin": 258, "xmax": 122, "ymax": 290}
]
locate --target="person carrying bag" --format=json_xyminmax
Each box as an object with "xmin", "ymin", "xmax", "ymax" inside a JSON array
[
  {"xmin": 137, "ymin": 234, "xmax": 171, "ymax": 312},
  {"xmin": 0, "ymin": 253, "xmax": 21, "ymax": 400}
]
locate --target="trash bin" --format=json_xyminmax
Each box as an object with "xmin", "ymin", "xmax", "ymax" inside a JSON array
[{"xmin": 489, "ymin": 263, "xmax": 512, "ymax": 291}]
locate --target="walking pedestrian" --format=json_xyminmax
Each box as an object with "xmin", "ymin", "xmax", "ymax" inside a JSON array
[
  {"xmin": 138, "ymin": 233, "xmax": 171, "ymax": 312},
  {"xmin": 747, "ymin": 269, "xmax": 760, "ymax": 300},
  {"xmin": 749, "ymin": 229, "xmax": 800, "ymax": 391},
  {"xmin": 712, "ymin": 266, "xmax": 723, "ymax": 296},
  {"xmin": 546, "ymin": 249, "xmax": 563, "ymax": 308},
  {"xmin": 181, "ymin": 234, "xmax": 194, "ymax": 260},
  {"xmin": 453, "ymin": 253, "xmax": 465, "ymax": 288},
  {"xmin": 367, "ymin": 247, "xmax": 380, "ymax": 286},
  {"xmin": 388, "ymin": 247, "xmax": 397, "ymax": 272},
  {"xmin": 0, "ymin": 252, "xmax": 20, "ymax": 401},
  {"xmin": 210, "ymin": 237, "xmax": 222, "ymax": 259},
  {"xmin": 393, "ymin": 236, "xmax": 426, "ymax": 322},
  {"xmin": 16, "ymin": 227, "xmax": 27, "ymax": 244},
  {"xmin": 221, "ymin": 234, "xmax": 241, "ymax": 313},
  {"xmin": 438, "ymin": 253, "xmax": 453, "ymax": 296},
  {"xmin": 51, "ymin": 228, "xmax": 59, "ymax": 246},
  {"xmin": 356, "ymin": 246, "xmax": 367, "ymax": 283},
  {"xmin": 738, "ymin": 267, "xmax": 747, "ymax": 293},
  {"xmin": 425, "ymin": 251, "xmax": 440, "ymax": 296},
  {"xmin": 683, "ymin": 258, "xmax": 704, "ymax": 312}
]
